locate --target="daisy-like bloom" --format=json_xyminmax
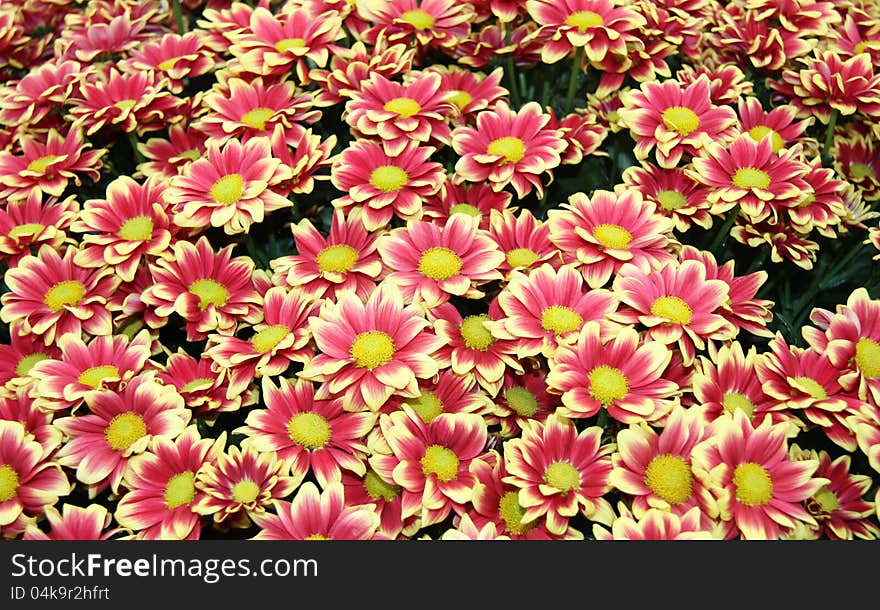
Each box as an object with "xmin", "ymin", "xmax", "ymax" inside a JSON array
[
  {"xmin": 548, "ymin": 321, "xmax": 679, "ymax": 424},
  {"xmin": 785, "ymin": 157, "xmax": 849, "ymax": 238},
  {"xmin": 270, "ymin": 209, "xmax": 382, "ymax": 301},
  {"xmin": 0, "ymin": 385, "xmax": 63, "ymax": 455},
  {"xmin": 441, "ymin": 512, "xmax": 511, "ymax": 540},
  {"xmin": 854, "ymin": 416, "xmax": 880, "ymax": 476},
  {"xmin": 1, "ymin": 245, "xmax": 118, "ymax": 345},
  {"xmin": 71, "ymin": 175, "xmax": 173, "ymax": 283},
  {"xmin": 331, "ymin": 139, "xmax": 444, "ymax": 232},
  {"xmin": 525, "ymin": 0, "xmax": 647, "ymax": 64},
  {"xmin": 251, "ymin": 481, "xmax": 380, "ymax": 540},
  {"xmin": 617, "ymin": 75, "xmax": 738, "ymax": 168},
  {"xmin": 0, "ymin": 420, "xmax": 69, "ymax": 529},
  {"xmin": 452, "ymin": 101, "xmax": 565, "ymax": 199},
  {"xmin": 612, "ymin": 259, "xmax": 736, "ymax": 365},
  {"xmin": 155, "ymin": 350, "xmax": 251, "ymax": 418},
  {"xmin": 29, "ymin": 330, "xmax": 152, "ymax": 414},
  {"xmin": 269, "ymin": 127, "xmax": 336, "ymax": 196},
  {"xmin": 688, "ymin": 135, "xmax": 810, "ymax": 224},
  {"xmin": 310, "ymin": 38, "xmax": 415, "ymax": 105},
  {"xmin": 53, "ymin": 374, "xmax": 191, "ymax": 497},
  {"xmin": 385, "ymin": 369, "xmax": 496, "ymax": 422},
  {"xmin": 421, "ymin": 65, "xmax": 507, "ymax": 125},
  {"xmin": 114, "ymin": 426, "xmax": 225, "ymax": 540},
  {"xmin": 0, "ymin": 59, "xmax": 82, "ymax": 130},
  {"xmin": 730, "ymin": 218, "xmax": 819, "ymax": 270},
  {"xmin": 341, "ymin": 467, "xmax": 419, "ymax": 540},
  {"xmin": 421, "ymin": 178, "xmax": 513, "ymax": 231},
  {"xmin": 593, "ymin": 504, "xmax": 723, "ymax": 540},
  {"xmin": 0, "ymin": 323, "xmax": 61, "ymax": 390},
  {"xmin": 546, "ymin": 107, "xmax": 608, "ymax": 165},
  {"xmin": 303, "ymin": 284, "xmax": 445, "ymax": 411},
  {"xmin": 621, "ymin": 163, "xmax": 713, "ymax": 232},
  {"xmin": 0, "ymin": 127, "xmax": 104, "ymax": 203},
  {"xmin": 195, "ymin": 444, "xmax": 299, "ymax": 528},
  {"xmin": 230, "ymin": 6, "xmax": 345, "ymax": 81},
  {"xmin": 790, "ymin": 445, "xmax": 880, "ymax": 541},
  {"xmin": 194, "ymin": 76, "xmax": 320, "ymax": 146},
  {"xmin": 502, "ymin": 414, "xmax": 614, "ymax": 535},
  {"xmin": 344, "ymin": 71, "xmax": 456, "ymax": 156},
  {"xmin": 136, "ymin": 124, "xmax": 208, "ymax": 180},
  {"xmin": 491, "ymin": 369, "xmax": 559, "ymax": 438},
  {"xmin": 357, "ymin": 0, "xmax": 475, "ymax": 50},
  {"xmin": 547, "ymin": 189, "xmax": 677, "ymax": 289},
  {"xmin": 830, "ymin": 131, "xmax": 880, "ymax": 202},
  {"xmin": 123, "ymin": 32, "xmax": 218, "ymax": 94},
  {"xmin": 378, "ymin": 214, "xmax": 505, "ymax": 309},
  {"xmin": 54, "ymin": 8, "xmax": 150, "ymax": 63},
  {"xmin": 737, "ymin": 97, "xmax": 813, "ymax": 155},
  {"xmin": 238, "ymin": 377, "xmax": 375, "ymax": 488},
  {"xmin": 66, "ymin": 68, "xmax": 184, "ymax": 136},
  {"xmin": 674, "ymin": 62, "xmax": 754, "ymax": 106},
  {"xmin": 23, "ymin": 503, "xmax": 127, "ymax": 540},
  {"xmin": 770, "ymin": 51, "xmax": 880, "ymax": 124},
  {"xmin": 204, "ymin": 287, "xmax": 318, "ymax": 398},
  {"xmin": 493, "ymin": 263, "xmax": 619, "ymax": 359},
  {"xmin": 166, "ymin": 136, "xmax": 293, "ymax": 235},
  {"xmin": 0, "ymin": 191, "xmax": 78, "ymax": 268},
  {"xmin": 370, "ymin": 408, "xmax": 488, "ymax": 527},
  {"xmin": 487, "ymin": 208, "xmax": 560, "ymax": 279},
  {"xmin": 141, "ymin": 236, "xmax": 261, "ymax": 341},
  {"xmin": 691, "ymin": 411, "xmax": 826, "ymax": 540}
]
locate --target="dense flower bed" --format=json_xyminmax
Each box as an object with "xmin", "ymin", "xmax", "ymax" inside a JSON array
[{"xmin": 0, "ymin": 0, "xmax": 879, "ymax": 540}]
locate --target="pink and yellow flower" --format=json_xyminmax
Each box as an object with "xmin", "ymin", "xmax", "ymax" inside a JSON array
[
  {"xmin": 358, "ymin": 0, "xmax": 475, "ymax": 50},
  {"xmin": 422, "ymin": 64, "xmax": 507, "ymax": 124},
  {"xmin": 0, "ymin": 386, "xmax": 62, "ymax": 455},
  {"xmin": 737, "ymin": 96, "xmax": 813, "ymax": 154},
  {"xmin": 422, "ymin": 179, "xmax": 513, "ymax": 231},
  {"xmin": 0, "ymin": 323, "xmax": 61, "ymax": 390},
  {"xmin": 123, "ymin": 32, "xmax": 217, "ymax": 94},
  {"xmin": 155, "ymin": 350, "xmax": 251, "ymax": 418},
  {"xmin": 593, "ymin": 504, "xmax": 722, "ymax": 540},
  {"xmin": 491, "ymin": 369, "xmax": 560, "ymax": 438},
  {"xmin": 0, "ymin": 191, "xmax": 78, "ymax": 268},
  {"xmin": 340, "ymin": 468, "xmax": 417, "ymax": 540},
  {"xmin": 136, "ymin": 124, "xmax": 208, "ymax": 180},
  {"xmin": 487, "ymin": 208, "xmax": 560, "ymax": 279},
  {"xmin": 385, "ymin": 369, "xmax": 495, "ymax": 422},
  {"xmin": 0, "ymin": 59, "xmax": 82, "ymax": 130},
  {"xmin": 23, "ymin": 503, "xmax": 127, "ymax": 540},
  {"xmin": 441, "ymin": 512, "xmax": 511, "ymax": 540},
  {"xmin": 621, "ymin": 163, "xmax": 713, "ymax": 232}
]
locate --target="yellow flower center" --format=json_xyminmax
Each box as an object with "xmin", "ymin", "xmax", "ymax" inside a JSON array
[
  {"xmin": 15, "ymin": 352, "xmax": 49, "ymax": 377},
  {"xmin": 8, "ymin": 223, "xmax": 45, "ymax": 238},
  {"xmin": 369, "ymin": 165, "xmax": 409, "ymax": 192},
  {"xmin": 650, "ymin": 295, "xmax": 693, "ymax": 325},
  {"xmin": 44, "ymin": 280, "xmax": 86, "ymax": 312},
  {"xmin": 0, "ymin": 464, "xmax": 20, "ymax": 502},
  {"xmin": 305, "ymin": 534, "xmax": 329, "ymax": 540},
  {"xmin": 421, "ymin": 445, "xmax": 459, "ymax": 482},
  {"xmin": 449, "ymin": 203, "xmax": 480, "ymax": 217},
  {"xmin": 504, "ymin": 386, "xmax": 540, "ymax": 417},
  {"xmin": 810, "ymin": 486, "xmax": 840, "ymax": 513},
  {"xmin": 506, "ymin": 247, "xmax": 539, "ymax": 268},
  {"xmin": 114, "ymin": 99, "xmax": 137, "ymax": 112},
  {"xmin": 540, "ymin": 305, "xmax": 583, "ymax": 335},
  {"xmin": 104, "ymin": 412, "xmax": 147, "ymax": 451},
  {"xmin": 287, "ymin": 412, "xmax": 332, "ymax": 450},
  {"xmin": 157, "ymin": 57, "xmax": 180, "ymax": 71},
  {"xmin": 118, "ymin": 215, "xmax": 154, "ymax": 241},
  {"xmin": 400, "ymin": 9, "xmax": 435, "ymax": 29},
  {"xmin": 383, "ymin": 96, "xmax": 421, "ymax": 118},
  {"xmin": 565, "ymin": 10, "xmax": 604, "ymax": 31},
  {"xmin": 593, "ymin": 223, "xmax": 633, "ymax": 249},
  {"xmin": 722, "ymin": 391, "xmax": 755, "ymax": 417},
  {"xmin": 446, "ymin": 90, "xmax": 472, "ymax": 110},
  {"xmin": 210, "ymin": 173, "xmax": 245, "ymax": 205},
  {"xmin": 793, "ymin": 376, "xmax": 828, "ymax": 400},
  {"xmin": 77, "ymin": 365, "xmax": 120, "ymax": 389},
  {"xmin": 240, "ymin": 107, "xmax": 275, "ymax": 131},
  {"xmin": 656, "ymin": 190, "xmax": 688, "ymax": 211},
  {"xmin": 644, "ymin": 454, "xmax": 693, "ymax": 505},
  {"xmin": 179, "ymin": 149, "xmax": 201, "ymax": 162},
  {"xmin": 460, "ymin": 314, "xmax": 495, "ymax": 351},
  {"xmin": 364, "ymin": 470, "xmax": 402, "ymax": 501},
  {"xmin": 747, "ymin": 125, "xmax": 785, "ymax": 153},
  {"xmin": 849, "ymin": 163, "xmax": 874, "ymax": 180},
  {"xmin": 661, "ymin": 106, "xmax": 700, "ymax": 137},
  {"xmin": 316, "ymin": 244, "xmax": 359, "ymax": 274},
  {"xmin": 164, "ymin": 471, "xmax": 196, "ymax": 509},
  {"xmin": 180, "ymin": 377, "xmax": 214, "ymax": 393},
  {"xmin": 25, "ymin": 155, "xmax": 62, "ymax": 173},
  {"xmin": 350, "ymin": 330, "xmax": 395, "ymax": 370},
  {"xmin": 498, "ymin": 490, "xmax": 535, "ymax": 535},
  {"xmin": 250, "ymin": 324, "xmax": 289, "ymax": 354},
  {"xmin": 487, "ymin": 136, "xmax": 526, "ymax": 164},
  {"xmin": 274, "ymin": 37, "xmax": 306, "ymax": 52},
  {"xmin": 855, "ymin": 337, "xmax": 880, "ymax": 378},
  {"xmin": 733, "ymin": 462, "xmax": 773, "ymax": 507},
  {"xmin": 417, "ymin": 246, "xmax": 462, "ymax": 281},
  {"xmin": 188, "ymin": 279, "xmax": 229, "ymax": 310},
  {"xmin": 408, "ymin": 390, "xmax": 443, "ymax": 423},
  {"xmin": 732, "ymin": 167, "xmax": 771, "ymax": 190},
  {"xmin": 231, "ymin": 479, "xmax": 261, "ymax": 504},
  {"xmin": 544, "ymin": 461, "xmax": 580, "ymax": 493},
  {"xmin": 588, "ymin": 365, "xmax": 629, "ymax": 405}
]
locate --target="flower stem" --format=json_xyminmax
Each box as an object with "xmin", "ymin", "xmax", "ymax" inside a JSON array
[
  {"xmin": 708, "ymin": 204, "xmax": 740, "ymax": 255},
  {"xmin": 821, "ymin": 109, "xmax": 838, "ymax": 166},
  {"xmin": 171, "ymin": 0, "xmax": 186, "ymax": 34},
  {"xmin": 564, "ymin": 49, "xmax": 582, "ymax": 114},
  {"xmin": 127, "ymin": 131, "xmax": 144, "ymax": 165},
  {"xmin": 505, "ymin": 54, "xmax": 521, "ymax": 108}
]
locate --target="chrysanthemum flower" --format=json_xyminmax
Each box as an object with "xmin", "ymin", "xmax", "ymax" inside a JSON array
[
  {"xmin": 0, "ymin": 127, "xmax": 104, "ymax": 202},
  {"xmin": 421, "ymin": 178, "xmax": 512, "ymax": 231},
  {"xmin": 486, "ymin": 208, "xmax": 560, "ymax": 279},
  {"xmin": 621, "ymin": 163, "xmax": 713, "ymax": 232},
  {"xmin": 340, "ymin": 468, "xmax": 418, "ymax": 540},
  {"xmin": 491, "ymin": 369, "xmax": 559, "ymax": 438},
  {"xmin": 618, "ymin": 75, "xmax": 738, "ymax": 168},
  {"xmin": 422, "ymin": 64, "xmax": 507, "ymax": 124},
  {"xmin": 114, "ymin": 426, "xmax": 225, "ymax": 540},
  {"xmin": 166, "ymin": 136, "xmax": 293, "ymax": 235},
  {"xmin": 303, "ymin": 283, "xmax": 445, "ymax": 411},
  {"xmin": 385, "ymin": 369, "xmax": 496, "ymax": 422},
  {"xmin": 54, "ymin": 8, "xmax": 150, "ymax": 63},
  {"xmin": 593, "ymin": 504, "xmax": 722, "ymax": 540},
  {"xmin": 548, "ymin": 321, "xmax": 679, "ymax": 424},
  {"xmin": 452, "ymin": 100, "xmax": 565, "ymax": 199},
  {"xmin": 0, "ymin": 420, "xmax": 69, "ymax": 529},
  {"xmin": 0, "ymin": 385, "xmax": 62, "ymax": 455},
  {"xmin": 378, "ymin": 214, "xmax": 505, "ymax": 309},
  {"xmin": 547, "ymin": 189, "xmax": 676, "ymax": 288},
  {"xmin": 53, "ymin": 374, "xmax": 191, "ymax": 496},
  {"xmin": 853, "ymin": 417, "xmax": 880, "ymax": 476},
  {"xmin": 675, "ymin": 63, "xmax": 754, "ymax": 106},
  {"xmin": 1, "ymin": 245, "xmax": 118, "ymax": 345},
  {"xmin": 123, "ymin": 32, "xmax": 218, "ymax": 94},
  {"xmin": 358, "ymin": 0, "xmax": 475, "ymax": 49},
  {"xmin": 493, "ymin": 263, "xmax": 619, "ymax": 358},
  {"xmin": 0, "ymin": 191, "xmax": 78, "ymax": 267},
  {"xmin": 195, "ymin": 445, "xmax": 299, "ymax": 528},
  {"xmin": 23, "ymin": 503, "xmax": 127, "ymax": 540},
  {"xmin": 136, "ymin": 124, "xmax": 208, "ymax": 180},
  {"xmin": 441, "ymin": 512, "xmax": 511, "ymax": 540},
  {"xmin": 310, "ymin": 38, "xmax": 415, "ymax": 104},
  {"xmin": 238, "ymin": 377, "xmax": 375, "ymax": 488},
  {"xmin": 691, "ymin": 411, "xmax": 826, "ymax": 540},
  {"xmin": 502, "ymin": 414, "xmax": 614, "ymax": 535},
  {"xmin": 155, "ymin": 350, "xmax": 251, "ymax": 418},
  {"xmin": 370, "ymin": 408, "xmax": 488, "ymax": 527},
  {"xmin": 737, "ymin": 96, "xmax": 813, "ymax": 154},
  {"xmin": 546, "ymin": 107, "xmax": 608, "ymax": 165},
  {"xmin": 268, "ymin": 126, "xmax": 336, "ymax": 196},
  {"xmin": 252, "ymin": 481, "xmax": 380, "ymax": 540},
  {"xmin": 331, "ymin": 139, "xmax": 445, "ymax": 231},
  {"xmin": 612, "ymin": 259, "xmax": 736, "ymax": 365},
  {"xmin": 0, "ymin": 323, "xmax": 60, "ymax": 390},
  {"xmin": 830, "ymin": 131, "xmax": 880, "ymax": 202},
  {"xmin": 0, "ymin": 59, "xmax": 81, "ymax": 129},
  {"xmin": 141, "ymin": 236, "xmax": 261, "ymax": 341},
  {"xmin": 344, "ymin": 71, "xmax": 455, "ymax": 155},
  {"xmin": 730, "ymin": 218, "xmax": 819, "ymax": 270}
]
